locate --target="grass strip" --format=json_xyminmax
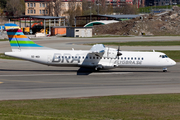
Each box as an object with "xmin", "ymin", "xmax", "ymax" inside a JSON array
[
  {"xmin": 98, "ymin": 41, "xmax": 180, "ymax": 46},
  {"xmin": 1, "ymin": 94, "xmax": 180, "ymax": 120},
  {"xmin": 0, "ymin": 39, "xmax": 8, "ymax": 41}
]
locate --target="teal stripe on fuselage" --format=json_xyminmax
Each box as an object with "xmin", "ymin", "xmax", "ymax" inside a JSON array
[
  {"xmin": 10, "ymin": 43, "xmax": 42, "ymax": 47},
  {"xmin": 7, "ymin": 32, "xmax": 24, "ymax": 35},
  {"xmin": 8, "ymin": 38, "xmax": 31, "ymax": 41},
  {"xmin": 10, "ymin": 43, "xmax": 19, "ymax": 47}
]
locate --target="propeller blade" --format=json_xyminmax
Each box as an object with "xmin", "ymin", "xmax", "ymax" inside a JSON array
[{"xmin": 117, "ymin": 46, "xmax": 122, "ymax": 56}]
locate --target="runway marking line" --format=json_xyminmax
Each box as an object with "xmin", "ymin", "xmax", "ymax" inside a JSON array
[{"xmin": 0, "ymin": 82, "xmax": 3, "ymax": 84}]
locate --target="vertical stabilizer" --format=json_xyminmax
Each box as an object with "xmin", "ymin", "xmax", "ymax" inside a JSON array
[{"xmin": 5, "ymin": 23, "xmax": 44, "ymax": 52}]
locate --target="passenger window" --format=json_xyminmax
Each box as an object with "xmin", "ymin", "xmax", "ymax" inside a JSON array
[
  {"xmin": 138, "ymin": 58, "xmax": 140, "ymax": 60},
  {"xmin": 124, "ymin": 57, "xmax": 126, "ymax": 60},
  {"xmin": 135, "ymin": 57, "xmax": 136, "ymax": 60},
  {"xmin": 72, "ymin": 56, "xmax": 74, "ymax": 59},
  {"xmin": 121, "ymin": 57, "xmax": 123, "ymax": 60},
  {"xmin": 97, "ymin": 57, "xmax": 98, "ymax": 59},
  {"xmin": 79, "ymin": 56, "xmax": 81, "ymax": 59},
  {"xmin": 90, "ymin": 57, "xmax": 91, "ymax": 59},
  {"xmin": 142, "ymin": 58, "xmax": 144, "ymax": 60},
  {"xmin": 69, "ymin": 56, "xmax": 71, "ymax": 59},
  {"xmin": 75, "ymin": 56, "xmax": 77, "ymax": 58},
  {"xmin": 131, "ymin": 57, "xmax": 133, "ymax": 60},
  {"xmin": 86, "ymin": 56, "xmax": 88, "ymax": 59},
  {"xmin": 93, "ymin": 57, "xmax": 95, "ymax": 59},
  {"xmin": 62, "ymin": 56, "xmax": 64, "ymax": 58},
  {"xmin": 128, "ymin": 57, "xmax": 130, "ymax": 60}
]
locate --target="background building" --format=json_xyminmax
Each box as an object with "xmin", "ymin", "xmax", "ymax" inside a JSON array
[{"xmin": 25, "ymin": 0, "xmax": 82, "ymax": 16}]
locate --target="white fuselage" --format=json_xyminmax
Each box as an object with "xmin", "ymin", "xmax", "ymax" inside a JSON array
[
  {"xmin": 5, "ymin": 49, "xmax": 176, "ymax": 70},
  {"xmin": 4, "ymin": 23, "xmax": 176, "ymax": 71}
]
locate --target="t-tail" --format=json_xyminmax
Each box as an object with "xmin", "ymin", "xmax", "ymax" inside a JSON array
[{"xmin": 5, "ymin": 23, "xmax": 46, "ymax": 52}]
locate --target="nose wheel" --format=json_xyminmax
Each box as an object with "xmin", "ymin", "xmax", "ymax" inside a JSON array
[{"xmin": 163, "ymin": 68, "xmax": 167, "ymax": 72}]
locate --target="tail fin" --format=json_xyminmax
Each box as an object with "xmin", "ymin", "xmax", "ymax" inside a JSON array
[{"xmin": 5, "ymin": 23, "xmax": 43, "ymax": 52}]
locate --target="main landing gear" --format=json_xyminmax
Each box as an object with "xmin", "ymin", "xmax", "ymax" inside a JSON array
[
  {"xmin": 163, "ymin": 68, "xmax": 167, "ymax": 72},
  {"xmin": 95, "ymin": 65, "xmax": 103, "ymax": 71}
]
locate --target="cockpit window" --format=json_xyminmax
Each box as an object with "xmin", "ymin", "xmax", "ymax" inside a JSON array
[{"xmin": 159, "ymin": 55, "xmax": 168, "ymax": 58}]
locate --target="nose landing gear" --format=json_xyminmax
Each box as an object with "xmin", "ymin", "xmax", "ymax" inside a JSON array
[{"xmin": 163, "ymin": 68, "xmax": 167, "ymax": 72}]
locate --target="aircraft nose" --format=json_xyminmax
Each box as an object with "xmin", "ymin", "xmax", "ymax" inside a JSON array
[{"xmin": 171, "ymin": 60, "xmax": 176, "ymax": 66}]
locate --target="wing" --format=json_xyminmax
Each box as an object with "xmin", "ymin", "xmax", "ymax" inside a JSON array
[{"xmin": 89, "ymin": 44, "xmax": 105, "ymax": 57}]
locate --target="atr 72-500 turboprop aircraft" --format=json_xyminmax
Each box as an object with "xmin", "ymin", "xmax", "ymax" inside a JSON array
[{"xmin": 4, "ymin": 23, "xmax": 176, "ymax": 72}]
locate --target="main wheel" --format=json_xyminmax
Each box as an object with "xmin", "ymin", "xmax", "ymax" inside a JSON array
[{"xmin": 95, "ymin": 67, "xmax": 100, "ymax": 71}]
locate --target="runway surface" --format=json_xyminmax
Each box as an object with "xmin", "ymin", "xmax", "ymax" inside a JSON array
[
  {"xmin": 0, "ymin": 36, "xmax": 179, "ymax": 100},
  {"xmin": 0, "ymin": 59, "xmax": 179, "ymax": 100}
]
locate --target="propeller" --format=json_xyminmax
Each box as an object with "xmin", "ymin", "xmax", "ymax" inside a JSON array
[{"xmin": 117, "ymin": 46, "xmax": 122, "ymax": 57}]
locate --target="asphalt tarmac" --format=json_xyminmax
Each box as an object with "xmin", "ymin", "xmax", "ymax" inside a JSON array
[{"xmin": 0, "ymin": 36, "xmax": 179, "ymax": 100}]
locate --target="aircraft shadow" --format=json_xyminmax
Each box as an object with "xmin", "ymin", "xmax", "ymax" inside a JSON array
[{"xmin": 77, "ymin": 67, "xmax": 95, "ymax": 75}]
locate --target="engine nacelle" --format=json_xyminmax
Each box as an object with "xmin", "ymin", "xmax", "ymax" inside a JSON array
[{"xmin": 103, "ymin": 47, "xmax": 117, "ymax": 59}]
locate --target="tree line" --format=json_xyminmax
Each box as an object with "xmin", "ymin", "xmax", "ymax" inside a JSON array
[{"xmin": 0, "ymin": 0, "xmax": 25, "ymax": 16}]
